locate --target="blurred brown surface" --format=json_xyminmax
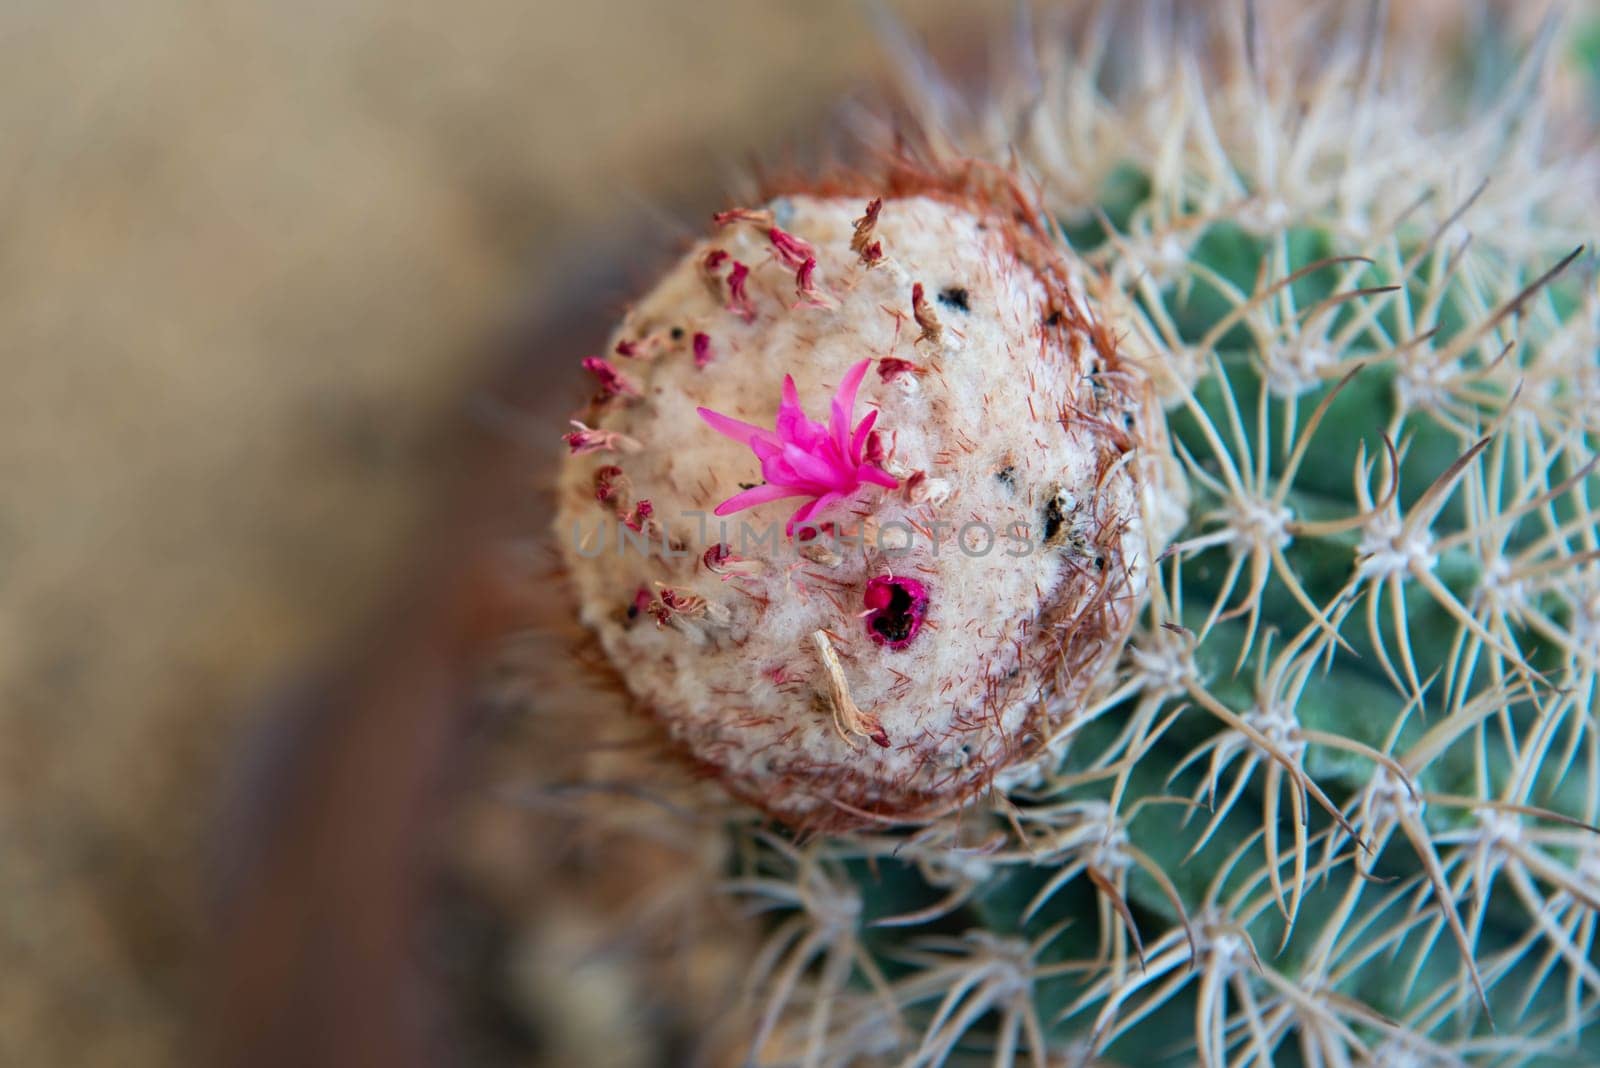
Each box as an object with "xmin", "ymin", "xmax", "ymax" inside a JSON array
[{"xmin": 0, "ymin": 2, "xmax": 974, "ymax": 1064}]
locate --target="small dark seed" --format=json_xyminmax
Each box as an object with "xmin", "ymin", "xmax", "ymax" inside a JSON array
[
  {"xmin": 937, "ymin": 286, "xmax": 970, "ymax": 312},
  {"xmin": 1043, "ymin": 310, "xmax": 1062, "ymax": 328},
  {"xmin": 995, "ymin": 464, "xmax": 1016, "ymax": 487},
  {"xmin": 1041, "ymin": 492, "xmax": 1067, "ymax": 544},
  {"xmin": 670, "ymin": 326, "xmax": 685, "ymax": 340}
]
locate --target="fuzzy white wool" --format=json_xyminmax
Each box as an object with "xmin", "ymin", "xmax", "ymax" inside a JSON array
[{"xmin": 557, "ymin": 193, "xmax": 1168, "ymax": 824}]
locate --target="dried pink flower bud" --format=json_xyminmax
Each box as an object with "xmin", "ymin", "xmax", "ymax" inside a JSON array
[
  {"xmin": 851, "ymin": 197, "xmax": 883, "ymax": 265},
  {"xmin": 767, "ymin": 225, "xmax": 816, "ymax": 269},
  {"xmin": 699, "ymin": 248, "xmax": 730, "ymax": 302},
  {"xmin": 692, "ymin": 331, "xmax": 713, "ymax": 369},
  {"xmin": 563, "ymin": 420, "xmax": 640, "ymax": 456},
  {"xmin": 792, "ymin": 256, "xmax": 829, "ymax": 308},
  {"xmin": 592, "ymin": 464, "xmax": 626, "ymax": 503},
  {"xmin": 713, "ymin": 207, "xmax": 775, "ymax": 228},
  {"xmin": 876, "ymin": 357, "xmax": 923, "ymax": 382},
  {"xmin": 910, "ymin": 281, "xmax": 941, "ymax": 347},
  {"xmin": 581, "ymin": 356, "xmax": 640, "ymax": 398},
  {"xmin": 618, "ymin": 498, "xmax": 653, "ymax": 532},
  {"xmin": 725, "ymin": 260, "xmax": 755, "ymax": 322}
]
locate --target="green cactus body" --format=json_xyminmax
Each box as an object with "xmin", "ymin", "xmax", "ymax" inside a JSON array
[{"xmin": 551, "ymin": 6, "xmax": 1600, "ymax": 1065}]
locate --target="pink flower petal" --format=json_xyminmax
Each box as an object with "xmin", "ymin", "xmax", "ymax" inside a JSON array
[
  {"xmin": 698, "ymin": 407, "xmax": 779, "ymax": 449},
  {"xmin": 786, "ymin": 491, "xmax": 842, "ymax": 535},
  {"xmin": 713, "ymin": 482, "xmax": 806, "ymax": 517},
  {"xmin": 749, "ymin": 437, "xmax": 784, "ymax": 463},
  {"xmin": 828, "ymin": 359, "xmax": 871, "ymax": 448},
  {"xmin": 858, "ymin": 465, "xmax": 899, "ymax": 489},
  {"xmin": 775, "ymin": 375, "xmax": 808, "ymax": 440},
  {"xmin": 777, "ymin": 442, "xmax": 846, "ymax": 486},
  {"xmin": 849, "ymin": 408, "xmax": 878, "ymax": 462}
]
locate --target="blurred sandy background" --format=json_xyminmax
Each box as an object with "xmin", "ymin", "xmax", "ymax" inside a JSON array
[{"xmin": 0, "ymin": 2, "xmax": 978, "ymax": 1063}]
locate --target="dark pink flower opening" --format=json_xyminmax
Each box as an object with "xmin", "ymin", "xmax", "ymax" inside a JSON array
[
  {"xmin": 697, "ymin": 359, "xmax": 897, "ymax": 537},
  {"xmin": 863, "ymin": 575, "xmax": 927, "ymax": 650}
]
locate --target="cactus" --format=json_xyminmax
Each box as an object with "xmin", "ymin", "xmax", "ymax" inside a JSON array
[{"xmin": 549, "ymin": 5, "xmax": 1600, "ymax": 1065}]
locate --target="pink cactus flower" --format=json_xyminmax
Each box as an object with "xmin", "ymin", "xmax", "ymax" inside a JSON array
[
  {"xmin": 697, "ymin": 358, "xmax": 897, "ymax": 536},
  {"xmin": 862, "ymin": 575, "xmax": 928, "ymax": 650}
]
